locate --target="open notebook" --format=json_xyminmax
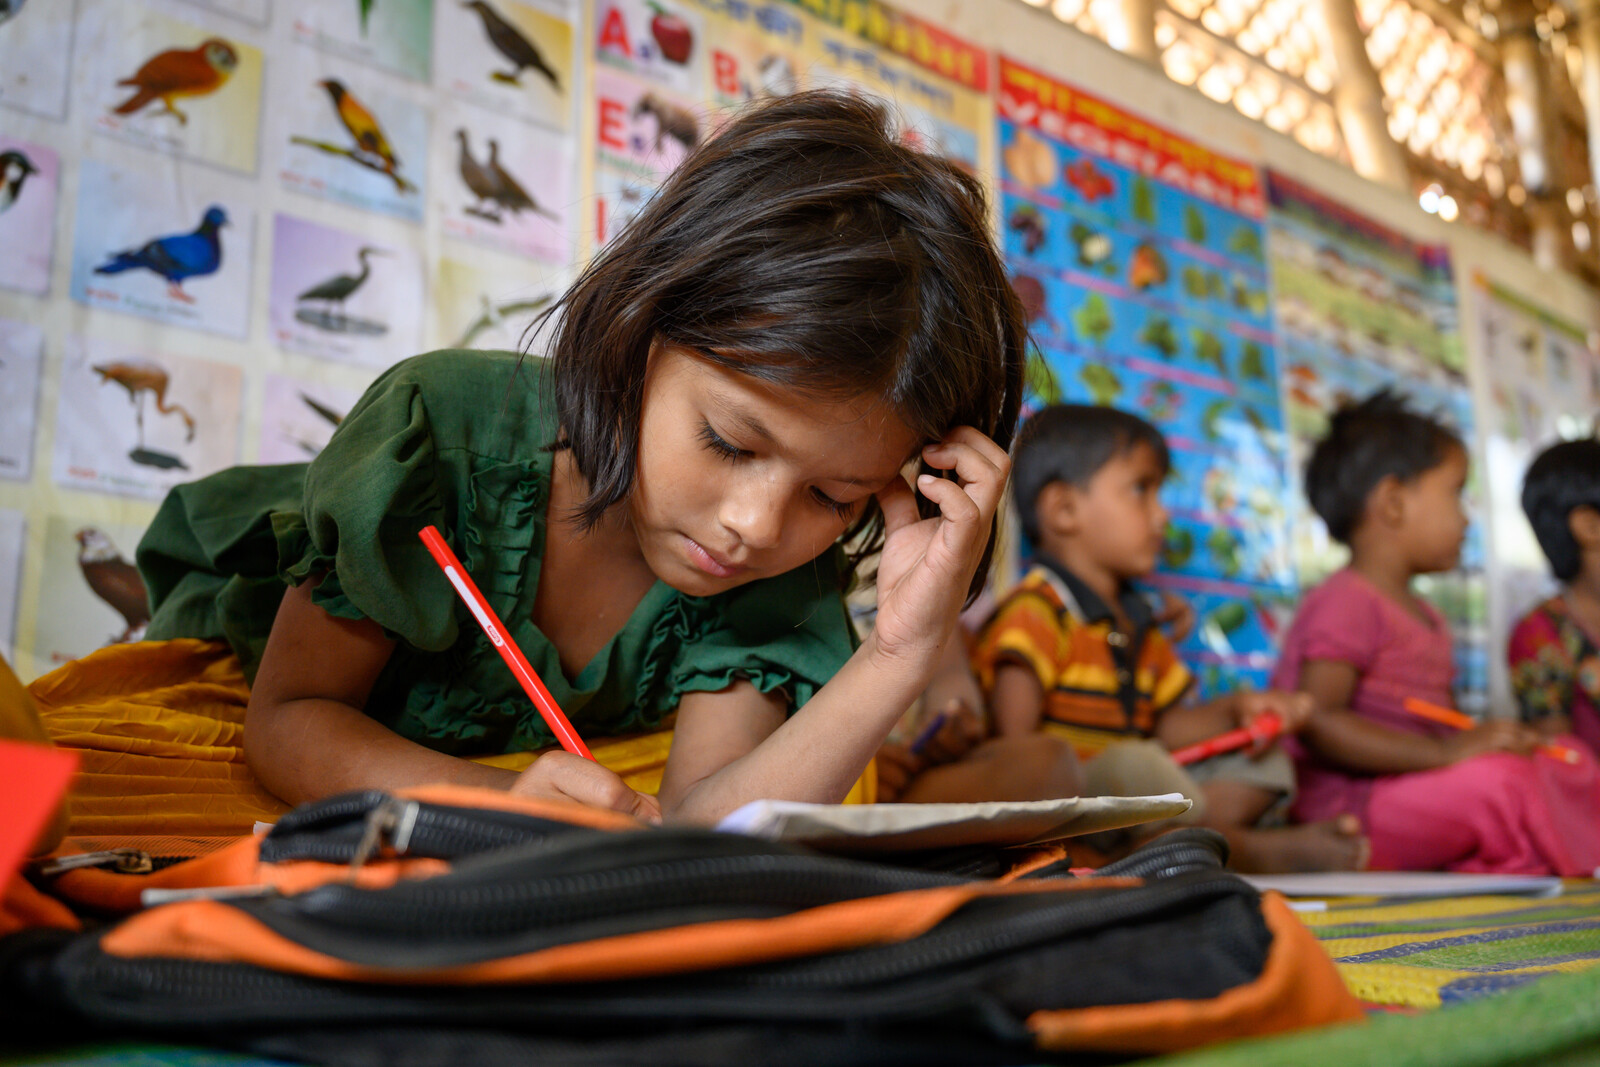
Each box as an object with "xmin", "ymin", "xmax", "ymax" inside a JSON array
[
  {"xmin": 714, "ymin": 793, "xmax": 1192, "ymax": 853},
  {"xmin": 1244, "ymin": 871, "xmax": 1566, "ymax": 900}
]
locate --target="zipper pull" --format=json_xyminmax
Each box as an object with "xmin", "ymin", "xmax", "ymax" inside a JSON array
[
  {"xmin": 36, "ymin": 848, "xmax": 155, "ymax": 877},
  {"xmin": 141, "ymin": 884, "xmax": 277, "ymax": 907},
  {"xmin": 348, "ymin": 795, "xmax": 422, "ymax": 877}
]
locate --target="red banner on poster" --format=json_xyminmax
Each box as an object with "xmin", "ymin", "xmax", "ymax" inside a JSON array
[
  {"xmin": 998, "ymin": 56, "xmax": 1262, "ymax": 216},
  {"xmin": 784, "ymin": 0, "xmax": 989, "ymax": 92}
]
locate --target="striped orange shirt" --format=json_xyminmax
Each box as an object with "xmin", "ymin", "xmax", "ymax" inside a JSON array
[{"xmin": 972, "ymin": 560, "xmax": 1193, "ymax": 758}]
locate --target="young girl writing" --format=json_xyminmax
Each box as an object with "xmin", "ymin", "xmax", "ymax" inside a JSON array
[
  {"xmin": 1272, "ymin": 392, "xmax": 1600, "ymax": 875},
  {"xmin": 136, "ymin": 91, "xmax": 1024, "ymax": 824}
]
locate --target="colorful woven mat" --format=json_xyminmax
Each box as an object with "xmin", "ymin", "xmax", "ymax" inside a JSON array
[{"xmin": 1294, "ymin": 880, "xmax": 1600, "ymax": 1010}]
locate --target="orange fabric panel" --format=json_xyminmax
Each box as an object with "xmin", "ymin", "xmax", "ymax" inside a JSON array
[
  {"xmin": 99, "ymin": 878, "xmax": 1127, "ymax": 985},
  {"xmin": 1026, "ymin": 892, "xmax": 1365, "ymax": 1053}
]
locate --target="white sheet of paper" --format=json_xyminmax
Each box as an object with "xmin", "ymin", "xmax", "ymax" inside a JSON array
[
  {"xmin": 1244, "ymin": 871, "xmax": 1565, "ymax": 900},
  {"xmin": 714, "ymin": 794, "xmax": 1192, "ymax": 853}
]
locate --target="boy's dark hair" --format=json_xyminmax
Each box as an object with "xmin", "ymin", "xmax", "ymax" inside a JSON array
[
  {"xmin": 1011, "ymin": 404, "xmax": 1170, "ymax": 545},
  {"xmin": 539, "ymin": 90, "xmax": 1025, "ymax": 602},
  {"xmin": 1304, "ymin": 388, "xmax": 1463, "ymax": 544},
  {"xmin": 1521, "ymin": 437, "xmax": 1600, "ymax": 581}
]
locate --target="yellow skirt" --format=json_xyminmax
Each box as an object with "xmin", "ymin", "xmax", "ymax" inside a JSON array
[{"xmin": 28, "ymin": 639, "xmax": 874, "ymax": 841}]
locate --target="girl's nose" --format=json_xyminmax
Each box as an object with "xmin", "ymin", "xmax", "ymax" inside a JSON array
[{"xmin": 719, "ymin": 474, "xmax": 785, "ymax": 550}]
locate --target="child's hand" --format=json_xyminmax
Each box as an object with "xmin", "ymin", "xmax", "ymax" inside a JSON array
[
  {"xmin": 1235, "ymin": 690, "xmax": 1315, "ymax": 745},
  {"xmin": 1442, "ymin": 721, "xmax": 1542, "ymax": 763},
  {"xmin": 870, "ymin": 427, "xmax": 1009, "ymax": 672},
  {"xmin": 510, "ymin": 752, "xmax": 663, "ymax": 823},
  {"xmin": 874, "ymin": 701, "xmax": 985, "ymax": 802}
]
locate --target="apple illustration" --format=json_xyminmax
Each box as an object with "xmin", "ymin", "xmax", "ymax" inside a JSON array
[{"xmin": 648, "ymin": 2, "xmax": 693, "ymax": 65}]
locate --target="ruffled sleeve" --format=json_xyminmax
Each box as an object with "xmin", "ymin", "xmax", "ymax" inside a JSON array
[
  {"xmin": 271, "ymin": 359, "xmax": 460, "ymax": 652},
  {"xmin": 641, "ymin": 550, "xmax": 858, "ymax": 717}
]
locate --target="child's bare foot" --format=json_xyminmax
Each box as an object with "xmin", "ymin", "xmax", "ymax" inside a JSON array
[{"xmin": 1224, "ymin": 815, "xmax": 1370, "ymax": 874}]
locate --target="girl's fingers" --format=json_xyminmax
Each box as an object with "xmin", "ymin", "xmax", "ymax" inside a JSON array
[
  {"xmin": 917, "ymin": 473, "xmax": 982, "ymax": 532},
  {"xmin": 876, "ymin": 471, "xmax": 922, "ymax": 534},
  {"xmin": 922, "ymin": 433, "xmax": 1009, "ymax": 518}
]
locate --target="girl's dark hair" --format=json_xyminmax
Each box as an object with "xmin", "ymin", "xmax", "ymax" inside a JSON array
[
  {"xmin": 1012, "ymin": 404, "xmax": 1170, "ymax": 545},
  {"xmin": 539, "ymin": 89, "xmax": 1025, "ymax": 603},
  {"xmin": 1521, "ymin": 436, "xmax": 1600, "ymax": 581},
  {"xmin": 1304, "ymin": 388, "xmax": 1463, "ymax": 544}
]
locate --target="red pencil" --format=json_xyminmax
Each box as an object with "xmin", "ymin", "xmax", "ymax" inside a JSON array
[
  {"xmin": 1170, "ymin": 711, "xmax": 1283, "ymax": 766},
  {"xmin": 418, "ymin": 525, "xmax": 595, "ymax": 761},
  {"xmin": 1402, "ymin": 698, "xmax": 1580, "ymax": 765}
]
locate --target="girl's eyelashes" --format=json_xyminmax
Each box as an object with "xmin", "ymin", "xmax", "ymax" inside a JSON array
[
  {"xmin": 698, "ymin": 421, "xmax": 747, "ymax": 461},
  {"xmin": 699, "ymin": 419, "xmax": 855, "ymax": 519},
  {"xmin": 811, "ymin": 488, "xmax": 856, "ymax": 520}
]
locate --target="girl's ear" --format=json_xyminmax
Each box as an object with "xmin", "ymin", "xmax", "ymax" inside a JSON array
[
  {"xmin": 1037, "ymin": 480, "xmax": 1078, "ymax": 537},
  {"xmin": 1370, "ymin": 474, "xmax": 1406, "ymax": 529},
  {"xmin": 1569, "ymin": 505, "xmax": 1600, "ymax": 551}
]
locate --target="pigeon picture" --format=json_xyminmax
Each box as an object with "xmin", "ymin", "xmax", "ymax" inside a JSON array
[{"xmin": 95, "ymin": 205, "xmax": 229, "ymax": 302}]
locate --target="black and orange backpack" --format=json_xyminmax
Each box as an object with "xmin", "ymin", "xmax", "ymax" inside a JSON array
[{"xmin": 2, "ymin": 785, "xmax": 1361, "ymax": 1065}]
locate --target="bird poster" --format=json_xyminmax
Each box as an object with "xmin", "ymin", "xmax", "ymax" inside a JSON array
[
  {"xmin": 594, "ymin": 0, "xmax": 702, "ymax": 98},
  {"xmin": 0, "ymin": 135, "xmax": 57, "ymax": 296},
  {"xmin": 0, "ymin": 318, "xmax": 43, "ymax": 482},
  {"xmin": 52, "ymin": 337, "xmax": 242, "ymax": 501},
  {"xmin": 75, "ymin": 0, "xmax": 264, "ymax": 176},
  {"xmin": 257, "ymin": 373, "xmax": 362, "ymax": 464},
  {"xmin": 267, "ymin": 213, "xmax": 424, "ymax": 367},
  {"xmin": 440, "ymin": 100, "xmax": 571, "ymax": 264},
  {"xmin": 593, "ymin": 67, "xmax": 700, "ymax": 182},
  {"xmin": 0, "ymin": 508, "xmax": 21, "ymax": 663},
  {"xmin": 69, "ymin": 159, "xmax": 254, "ymax": 338},
  {"xmin": 279, "ymin": 58, "xmax": 429, "ymax": 223},
  {"xmin": 286, "ymin": 0, "xmax": 433, "ymax": 83},
  {"xmin": 175, "ymin": 0, "xmax": 271, "ymax": 27},
  {"xmin": 435, "ymin": 0, "xmax": 574, "ymax": 132},
  {"xmin": 32, "ymin": 516, "xmax": 153, "ymax": 671},
  {"xmin": 0, "ymin": 0, "xmax": 72, "ymax": 119},
  {"xmin": 432, "ymin": 252, "xmax": 562, "ymax": 351}
]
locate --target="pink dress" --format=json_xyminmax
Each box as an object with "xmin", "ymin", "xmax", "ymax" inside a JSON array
[{"xmin": 1272, "ymin": 568, "xmax": 1600, "ymax": 876}]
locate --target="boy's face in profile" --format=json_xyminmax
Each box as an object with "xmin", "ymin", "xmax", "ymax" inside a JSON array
[{"xmin": 1056, "ymin": 441, "xmax": 1170, "ymax": 583}]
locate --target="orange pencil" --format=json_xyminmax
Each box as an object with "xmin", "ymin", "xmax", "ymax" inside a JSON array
[
  {"xmin": 418, "ymin": 525, "xmax": 595, "ymax": 761},
  {"xmin": 1402, "ymin": 697, "xmax": 1580, "ymax": 765}
]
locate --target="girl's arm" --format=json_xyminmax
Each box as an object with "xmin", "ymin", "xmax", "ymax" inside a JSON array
[
  {"xmin": 1296, "ymin": 659, "xmax": 1535, "ymax": 773},
  {"xmin": 247, "ymin": 579, "xmax": 660, "ymax": 818},
  {"xmin": 657, "ymin": 428, "xmax": 1009, "ymax": 823}
]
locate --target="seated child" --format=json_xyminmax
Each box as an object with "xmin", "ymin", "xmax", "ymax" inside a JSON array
[
  {"xmin": 129, "ymin": 91, "xmax": 1026, "ymax": 825},
  {"xmin": 1508, "ymin": 437, "xmax": 1600, "ymax": 757},
  {"xmin": 970, "ymin": 404, "xmax": 1367, "ymax": 873},
  {"xmin": 1274, "ymin": 392, "xmax": 1600, "ymax": 876}
]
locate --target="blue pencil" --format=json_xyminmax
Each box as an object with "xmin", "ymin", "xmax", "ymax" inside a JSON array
[{"xmin": 908, "ymin": 711, "xmax": 950, "ymax": 756}]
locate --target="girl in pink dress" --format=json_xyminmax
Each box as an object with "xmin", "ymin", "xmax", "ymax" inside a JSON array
[{"xmin": 1273, "ymin": 392, "xmax": 1600, "ymax": 876}]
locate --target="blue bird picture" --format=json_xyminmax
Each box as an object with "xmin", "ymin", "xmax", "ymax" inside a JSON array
[{"xmin": 95, "ymin": 205, "xmax": 228, "ymax": 303}]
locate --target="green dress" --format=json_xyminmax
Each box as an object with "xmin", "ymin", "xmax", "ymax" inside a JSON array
[{"xmin": 137, "ymin": 350, "xmax": 857, "ymax": 756}]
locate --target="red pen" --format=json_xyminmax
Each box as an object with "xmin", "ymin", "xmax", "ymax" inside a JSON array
[
  {"xmin": 1170, "ymin": 711, "xmax": 1283, "ymax": 766},
  {"xmin": 418, "ymin": 525, "xmax": 595, "ymax": 760}
]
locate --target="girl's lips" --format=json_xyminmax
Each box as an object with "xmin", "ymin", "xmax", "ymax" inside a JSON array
[{"xmin": 684, "ymin": 535, "xmax": 743, "ymax": 578}]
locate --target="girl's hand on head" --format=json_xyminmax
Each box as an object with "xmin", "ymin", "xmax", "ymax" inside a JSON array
[
  {"xmin": 511, "ymin": 752, "xmax": 663, "ymax": 823},
  {"xmin": 870, "ymin": 427, "xmax": 1009, "ymax": 672}
]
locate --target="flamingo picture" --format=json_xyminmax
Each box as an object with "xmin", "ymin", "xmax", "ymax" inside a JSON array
[{"xmin": 92, "ymin": 359, "xmax": 196, "ymax": 450}]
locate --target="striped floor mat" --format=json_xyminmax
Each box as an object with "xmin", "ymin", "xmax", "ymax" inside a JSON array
[{"xmin": 1295, "ymin": 880, "xmax": 1600, "ymax": 1009}]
